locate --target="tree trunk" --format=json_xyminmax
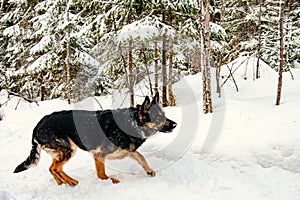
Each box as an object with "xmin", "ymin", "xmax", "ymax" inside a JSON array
[
  {"xmin": 0, "ymin": 0, "xmax": 4, "ymax": 17},
  {"xmin": 202, "ymin": 68, "xmax": 208, "ymax": 113},
  {"xmin": 128, "ymin": 39, "xmax": 134, "ymax": 107},
  {"xmin": 216, "ymin": 0, "xmax": 226, "ymax": 97},
  {"xmin": 220, "ymin": 0, "xmax": 226, "ymax": 22},
  {"xmin": 162, "ymin": 11, "xmax": 168, "ymax": 107},
  {"xmin": 65, "ymin": 0, "xmax": 72, "ymax": 104},
  {"xmin": 256, "ymin": 0, "xmax": 262, "ymax": 79},
  {"xmin": 276, "ymin": 0, "xmax": 284, "ymax": 106},
  {"xmin": 154, "ymin": 41, "xmax": 159, "ymax": 95},
  {"xmin": 142, "ymin": 49, "xmax": 153, "ymax": 96},
  {"xmin": 191, "ymin": 51, "xmax": 200, "ymax": 75},
  {"xmin": 127, "ymin": 12, "xmax": 134, "ymax": 107},
  {"xmin": 286, "ymin": 0, "xmax": 294, "ymax": 80},
  {"xmin": 216, "ymin": 63, "xmax": 221, "ymax": 97},
  {"xmin": 168, "ymin": 16, "xmax": 175, "ymax": 106},
  {"xmin": 201, "ymin": 0, "xmax": 213, "ymax": 113}
]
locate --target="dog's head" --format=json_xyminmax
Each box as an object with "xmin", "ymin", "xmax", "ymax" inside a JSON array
[{"xmin": 137, "ymin": 93, "xmax": 177, "ymax": 137}]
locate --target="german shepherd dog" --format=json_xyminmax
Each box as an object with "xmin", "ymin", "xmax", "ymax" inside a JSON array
[{"xmin": 14, "ymin": 93, "xmax": 177, "ymax": 186}]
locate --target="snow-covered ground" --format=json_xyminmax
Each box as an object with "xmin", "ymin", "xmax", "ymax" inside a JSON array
[{"xmin": 1, "ymin": 57, "xmax": 300, "ymax": 200}]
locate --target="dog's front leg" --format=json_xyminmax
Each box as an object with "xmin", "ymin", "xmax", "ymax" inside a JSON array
[
  {"xmin": 93, "ymin": 156, "xmax": 120, "ymax": 184},
  {"xmin": 129, "ymin": 151, "xmax": 156, "ymax": 176}
]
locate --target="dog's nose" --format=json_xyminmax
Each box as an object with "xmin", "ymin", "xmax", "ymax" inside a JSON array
[{"xmin": 172, "ymin": 121, "xmax": 177, "ymax": 129}]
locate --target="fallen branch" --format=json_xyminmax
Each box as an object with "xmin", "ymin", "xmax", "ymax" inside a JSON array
[
  {"xmin": 92, "ymin": 96, "xmax": 103, "ymax": 111},
  {"xmin": 7, "ymin": 90, "xmax": 39, "ymax": 108},
  {"xmin": 288, "ymin": 69, "xmax": 294, "ymax": 80},
  {"xmin": 221, "ymin": 56, "xmax": 251, "ymax": 91}
]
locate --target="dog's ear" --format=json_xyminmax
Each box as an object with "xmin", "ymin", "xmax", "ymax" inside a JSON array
[
  {"xmin": 141, "ymin": 96, "xmax": 151, "ymax": 112},
  {"xmin": 151, "ymin": 92, "xmax": 159, "ymax": 105}
]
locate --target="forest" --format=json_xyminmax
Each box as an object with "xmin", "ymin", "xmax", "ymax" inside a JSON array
[
  {"xmin": 0, "ymin": 0, "xmax": 299, "ymax": 109},
  {"xmin": 1, "ymin": 1, "xmax": 300, "ymax": 199}
]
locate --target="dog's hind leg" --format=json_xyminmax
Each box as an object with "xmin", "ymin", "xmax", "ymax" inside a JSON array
[
  {"xmin": 129, "ymin": 151, "xmax": 156, "ymax": 176},
  {"xmin": 49, "ymin": 158, "xmax": 78, "ymax": 186},
  {"xmin": 45, "ymin": 140, "xmax": 78, "ymax": 186},
  {"xmin": 93, "ymin": 156, "xmax": 120, "ymax": 184}
]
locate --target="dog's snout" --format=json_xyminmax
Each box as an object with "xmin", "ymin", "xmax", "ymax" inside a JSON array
[{"xmin": 159, "ymin": 119, "xmax": 177, "ymax": 133}]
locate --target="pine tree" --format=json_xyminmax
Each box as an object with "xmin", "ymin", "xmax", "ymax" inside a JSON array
[
  {"xmin": 1, "ymin": 0, "xmax": 227, "ymax": 104},
  {"xmin": 261, "ymin": 0, "xmax": 281, "ymax": 70},
  {"xmin": 0, "ymin": 0, "xmax": 37, "ymax": 98},
  {"xmin": 262, "ymin": 0, "xmax": 299, "ymax": 72},
  {"xmin": 222, "ymin": 0, "xmax": 261, "ymax": 63},
  {"xmin": 285, "ymin": 0, "xmax": 300, "ymax": 71},
  {"xmin": 1, "ymin": 0, "xmax": 103, "ymax": 101}
]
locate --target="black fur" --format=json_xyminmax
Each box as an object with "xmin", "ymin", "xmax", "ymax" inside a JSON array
[{"xmin": 13, "ymin": 140, "xmax": 40, "ymax": 173}]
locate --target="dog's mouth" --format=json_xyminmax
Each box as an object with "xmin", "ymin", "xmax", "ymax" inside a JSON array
[
  {"xmin": 160, "ymin": 129, "xmax": 172, "ymax": 133},
  {"xmin": 159, "ymin": 126, "xmax": 173, "ymax": 133}
]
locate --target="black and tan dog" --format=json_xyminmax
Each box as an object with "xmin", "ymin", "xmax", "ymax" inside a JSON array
[{"xmin": 14, "ymin": 93, "xmax": 177, "ymax": 186}]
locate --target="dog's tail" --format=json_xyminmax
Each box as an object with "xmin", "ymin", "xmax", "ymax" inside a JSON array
[{"xmin": 14, "ymin": 139, "xmax": 41, "ymax": 173}]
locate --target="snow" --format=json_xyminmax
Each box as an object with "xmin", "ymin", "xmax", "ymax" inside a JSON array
[
  {"xmin": 27, "ymin": 53, "xmax": 59, "ymax": 72},
  {"xmin": 29, "ymin": 35, "xmax": 52, "ymax": 55},
  {"xmin": 1, "ymin": 57, "xmax": 300, "ymax": 200},
  {"xmin": 210, "ymin": 22, "xmax": 226, "ymax": 38},
  {"xmin": 74, "ymin": 50, "xmax": 102, "ymax": 68},
  {"xmin": 115, "ymin": 16, "xmax": 175, "ymax": 43},
  {"xmin": 3, "ymin": 25, "xmax": 22, "ymax": 38}
]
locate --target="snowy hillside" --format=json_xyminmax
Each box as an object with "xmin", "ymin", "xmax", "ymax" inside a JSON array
[{"xmin": 1, "ymin": 58, "xmax": 300, "ymax": 200}]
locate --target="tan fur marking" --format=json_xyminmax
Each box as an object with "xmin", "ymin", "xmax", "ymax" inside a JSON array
[
  {"xmin": 43, "ymin": 147, "xmax": 61, "ymax": 159},
  {"xmin": 49, "ymin": 159, "xmax": 78, "ymax": 186},
  {"xmin": 69, "ymin": 139, "xmax": 77, "ymax": 155},
  {"xmin": 93, "ymin": 156, "xmax": 108, "ymax": 179},
  {"xmin": 47, "ymin": 138, "xmax": 78, "ymax": 186},
  {"xmin": 144, "ymin": 121, "xmax": 164, "ymax": 129},
  {"xmin": 138, "ymin": 111, "xmax": 143, "ymax": 123},
  {"xmin": 93, "ymin": 156, "xmax": 120, "ymax": 184},
  {"xmin": 90, "ymin": 146, "xmax": 102, "ymax": 156},
  {"xmin": 164, "ymin": 120, "xmax": 170, "ymax": 126}
]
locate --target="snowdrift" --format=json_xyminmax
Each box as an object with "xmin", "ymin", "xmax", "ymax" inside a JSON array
[{"xmin": 1, "ymin": 58, "xmax": 300, "ymax": 200}]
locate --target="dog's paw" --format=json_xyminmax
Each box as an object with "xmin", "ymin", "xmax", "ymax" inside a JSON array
[
  {"xmin": 110, "ymin": 177, "xmax": 120, "ymax": 184},
  {"xmin": 147, "ymin": 170, "xmax": 156, "ymax": 177},
  {"xmin": 67, "ymin": 179, "xmax": 79, "ymax": 186}
]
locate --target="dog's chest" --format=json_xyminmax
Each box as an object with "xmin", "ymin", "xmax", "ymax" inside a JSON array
[{"xmin": 104, "ymin": 143, "xmax": 138, "ymax": 160}]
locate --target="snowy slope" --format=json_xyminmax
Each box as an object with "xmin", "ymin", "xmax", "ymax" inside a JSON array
[{"xmin": 1, "ymin": 58, "xmax": 300, "ymax": 200}]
